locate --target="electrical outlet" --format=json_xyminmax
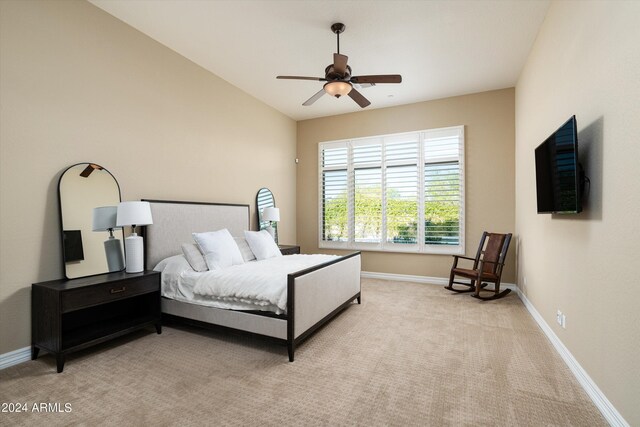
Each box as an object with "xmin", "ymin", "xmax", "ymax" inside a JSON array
[{"xmin": 556, "ymin": 310, "xmax": 566, "ymax": 328}]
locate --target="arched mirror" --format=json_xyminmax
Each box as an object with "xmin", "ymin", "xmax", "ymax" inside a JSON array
[
  {"xmin": 256, "ymin": 188, "xmax": 278, "ymax": 242},
  {"xmin": 58, "ymin": 163, "xmax": 124, "ymax": 279}
]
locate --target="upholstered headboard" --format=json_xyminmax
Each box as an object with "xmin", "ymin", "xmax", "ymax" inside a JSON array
[{"xmin": 143, "ymin": 200, "xmax": 250, "ymax": 269}]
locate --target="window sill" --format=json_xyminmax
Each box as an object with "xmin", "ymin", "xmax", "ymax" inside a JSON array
[{"xmin": 319, "ymin": 241, "xmax": 464, "ymax": 255}]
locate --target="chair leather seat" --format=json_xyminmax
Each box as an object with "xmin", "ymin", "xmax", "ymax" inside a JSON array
[{"xmin": 452, "ymin": 267, "xmax": 498, "ymax": 281}]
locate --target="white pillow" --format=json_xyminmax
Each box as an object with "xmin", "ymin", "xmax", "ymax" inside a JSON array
[
  {"xmin": 181, "ymin": 243, "xmax": 208, "ymax": 272},
  {"xmin": 234, "ymin": 237, "xmax": 256, "ymax": 262},
  {"xmin": 244, "ymin": 230, "xmax": 282, "ymax": 260},
  {"xmin": 193, "ymin": 229, "xmax": 244, "ymax": 270}
]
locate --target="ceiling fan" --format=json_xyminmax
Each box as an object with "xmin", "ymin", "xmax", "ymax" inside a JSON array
[{"xmin": 277, "ymin": 23, "xmax": 402, "ymax": 108}]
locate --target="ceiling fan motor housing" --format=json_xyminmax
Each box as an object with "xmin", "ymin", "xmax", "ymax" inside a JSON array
[{"xmin": 325, "ymin": 64, "xmax": 352, "ymax": 81}]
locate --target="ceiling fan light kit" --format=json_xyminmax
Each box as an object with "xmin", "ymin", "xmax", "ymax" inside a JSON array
[
  {"xmin": 277, "ymin": 23, "xmax": 402, "ymax": 108},
  {"xmin": 324, "ymin": 81, "xmax": 352, "ymax": 97}
]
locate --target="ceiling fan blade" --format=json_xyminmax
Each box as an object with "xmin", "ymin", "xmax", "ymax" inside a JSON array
[
  {"xmin": 302, "ymin": 89, "xmax": 326, "ymax": 106},
  {"xmin": 348, "ymin": 88, "xmax": 371, "ymax": 108},
  {"xmin": 79, "ymin": 164, "xmax": 102, "ymax": 177},
  {"xmin": 333, "ymin": 53, "xmax": 349, "ymax": 75},
  {"xmin": 351, "ymin": 74, "xmax": 402, "ymax": 84},
  {"xmin": 277, "ymin": 76, "xmax": 327, "ymax": 81}
]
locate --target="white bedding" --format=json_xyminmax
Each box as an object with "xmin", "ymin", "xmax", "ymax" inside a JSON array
[{"xmin": 154, "ymin": 254, "xmax": 339, "ymax": 314}]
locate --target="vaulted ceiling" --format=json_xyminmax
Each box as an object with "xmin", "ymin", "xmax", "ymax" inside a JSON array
[{"xmin": 89, "ymin": 0, "xmax": 550, "ymax": 121}]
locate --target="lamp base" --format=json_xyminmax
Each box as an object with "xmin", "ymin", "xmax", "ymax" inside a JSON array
[
  {"xmin": 104, "ymin": 237, "xmax": 125, "ymax": 272},
  {"xmin": 124, "ymin": 233, "xmax": 144, "ymax": 273},
  {"xmin": 266, "ymin": 225, "xmax": 278, "ymax": 244}
]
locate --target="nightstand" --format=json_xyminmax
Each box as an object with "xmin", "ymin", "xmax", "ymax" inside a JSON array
[
  {"xmin": 278, "ymin": 245, "xmax": 300, "ymax": 255},
  {"xmin": 31, "ymin": 270, "xmax": 161, "ymax": 373}
]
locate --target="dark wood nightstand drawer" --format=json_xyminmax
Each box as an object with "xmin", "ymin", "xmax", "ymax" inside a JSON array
[
  {"xmin": 279, "ymin": 245, "xmax": 300, "ymax": 255},
  {"xmin": 61, "ymin": 274, "xmax": 158, "ymax": 313}
]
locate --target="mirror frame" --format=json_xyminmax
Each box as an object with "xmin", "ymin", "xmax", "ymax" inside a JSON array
[{"xmin": 57, "ymin": 162, "xmax": 124, "ymax": 279}]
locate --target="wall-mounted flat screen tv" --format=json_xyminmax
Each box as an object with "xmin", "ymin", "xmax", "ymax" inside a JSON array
[{"xmin": 535, "ymin": 115, "xmax": 583, "ymax": 214}]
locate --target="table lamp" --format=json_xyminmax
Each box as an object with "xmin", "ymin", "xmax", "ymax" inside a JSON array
[
  {"xmin": 262, "ymin": 207, "xmax": 280, "ymax": 244},
  {"xmin": 116, "ymin": 201, "xmax": 153, "ymax": 273},
  {"xmin": 92, "ymin": 206, "xmax": 124, "ymax": 272}
]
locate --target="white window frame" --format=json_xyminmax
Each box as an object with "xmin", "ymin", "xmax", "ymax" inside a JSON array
[{"xmin": 318, "ymin": 126, "xmax": 465, "ymax": 255}]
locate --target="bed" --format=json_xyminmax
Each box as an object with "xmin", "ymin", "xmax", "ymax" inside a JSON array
[{"xmin": 143, "ymin": 199, "xmax": 361, "ymax": 361}]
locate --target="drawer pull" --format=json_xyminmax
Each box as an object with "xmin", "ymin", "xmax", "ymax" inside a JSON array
[{"xmin": 110, "ymin": 286, "xmax": 126, "ymax": 294}]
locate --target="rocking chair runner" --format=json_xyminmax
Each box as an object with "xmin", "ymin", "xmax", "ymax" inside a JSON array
[{"xmin": 445, "ymin": 232, "xmax": 512, "ymax": 300}]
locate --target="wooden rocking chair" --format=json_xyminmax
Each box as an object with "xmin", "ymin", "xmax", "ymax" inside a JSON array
[{"xmin": 445, "ymin": 232, "xmax": 512, "ymax": 300}]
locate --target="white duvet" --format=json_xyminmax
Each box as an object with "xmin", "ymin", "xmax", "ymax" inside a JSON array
[{"xmin": 155, "ymin": 254, "xmax": 338, "ymax": 314}]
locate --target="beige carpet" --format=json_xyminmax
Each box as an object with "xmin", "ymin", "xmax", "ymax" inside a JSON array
[{"xmin": 1, "ymin": 279, "xmax": 606, "ymax": 426}]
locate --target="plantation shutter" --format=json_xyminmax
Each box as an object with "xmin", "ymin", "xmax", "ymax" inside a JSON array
[
  {"xmin": 384, "ymin": 134, "xmax": 419, "ymax": 246},
  {"xmin": 320, "ymin": 143, "xmax": 349, "ymax": 243},
  {"xmin": 319, "ymin": 126, "xmax": 464, "ymax": 254},
  {"xmin": 352, "ymin": 140, "xmax": 382, "ymax": 244},
  {"xmin": 423, "ymin": 128, "xmax": 464, "ymax": 247}
]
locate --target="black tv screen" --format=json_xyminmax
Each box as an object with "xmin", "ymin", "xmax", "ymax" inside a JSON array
[{"xmin": 535, "ymin": 116, "xmax": 582, "ymax": 214}]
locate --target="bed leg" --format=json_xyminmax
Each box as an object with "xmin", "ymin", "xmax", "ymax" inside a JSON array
[
  {"xmin": 357, "ymin": 295, "xmax": 362, "ymax": 304},
  {"xmin": 287, "ymin": 342, "xmax": 295, "ymax": 362}
]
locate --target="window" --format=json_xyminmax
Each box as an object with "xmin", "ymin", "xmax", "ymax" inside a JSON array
[{"xmin": 319, "ymin": 126, "xmax": 464, "ymax": 254}]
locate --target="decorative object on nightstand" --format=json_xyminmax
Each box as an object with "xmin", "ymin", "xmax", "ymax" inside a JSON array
[
  {"xmin": 278, "ymin": 245, "xmax": 300, "ymax": 255},
  {"xmin": 263, "ymin": 207, "xmax": 280, "ymax": 244},
  {"xmin": 117, "ymin": 201, "xmax": 153, "ymax": 273},
  {"xmin": 92, "ymin": 206, "xmax": 124, "ymax": 272},
  {"xmin": 32, "ymin": 270, "xmax": 161, "ymax": 373}
]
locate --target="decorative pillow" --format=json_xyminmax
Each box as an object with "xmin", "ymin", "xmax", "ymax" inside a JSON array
[
  {"xmin": 181, "ymin": 243, "xmax": 208, "ymax": 272},
  {"xmin": 234, "ymin": 237, "xmax": 256, "ymax": 262},
  {"xmin": 244, "ymin": 230, "xmax": 282, "ymax": 261},
  {"xmin": 192, "ymin": 229, "xmax": 244, "ymax": 270}
]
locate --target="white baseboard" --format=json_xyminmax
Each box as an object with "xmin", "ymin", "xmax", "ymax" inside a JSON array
[
  {"xmin": 361, "ymin": 270, "xmax": 628, "ymax": 427},
  {"xmin": 0, "ymin": 346, "xmax": 31, "ymax": 370},
  {"xmin": 361, "ymin": 270, "xmax": 517, "ymax": 290},
  {"xmin": 517, "ymin": 291, "xmax": 629, "ymax": 427},
  {"xmin": 361, "ymin": 270, "xmax": 448, "ymax": 285}
]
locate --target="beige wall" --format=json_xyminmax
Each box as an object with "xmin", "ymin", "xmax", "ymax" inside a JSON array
[
  {"xmin": 0, "ymin": 0, "xmax": 296, "ymax": 354},
  {"xmin": 515, "ymin": 1, "xmax": 640, "ymax": 424},
  {"xmin": 297, "ymin": 89, "xmax": 515, "ymax": 281}
]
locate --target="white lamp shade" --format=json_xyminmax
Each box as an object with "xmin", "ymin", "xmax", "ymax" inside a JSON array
[
  {"xmin": 92, "ymin": 206, "xmax": 120, "ymax": 231},
  {"xmin": 263, "ymin": 207, "xmax": 280, "ymax": 222},
  {"xmin": 116, "ymin": 201, "xmax": 153, "ymax": 227}
]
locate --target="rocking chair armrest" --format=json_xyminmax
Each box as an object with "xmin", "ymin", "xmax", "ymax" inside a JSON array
[
  {"xmin": 452, "ymin": 255, "xmax": 476, "ymax": 262},
  {"xmin": 451, "ymin": 254, "xmax": 476, "ymax": 268}
]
